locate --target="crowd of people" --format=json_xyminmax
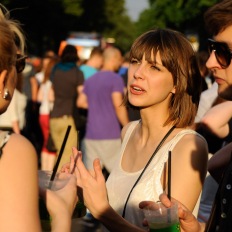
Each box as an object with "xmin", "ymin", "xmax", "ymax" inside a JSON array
[{"xmin": 0, "ymin": 0, "xmax": 232, "ymax": 231}]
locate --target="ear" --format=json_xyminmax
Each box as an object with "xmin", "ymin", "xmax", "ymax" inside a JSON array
[
  {"xmin": 0, "ymin": 70, "xmax": 8, "ymax": 93},
  {"xmin": 171, "ymin": 86, "xmax": 176, "ymax": 94}
]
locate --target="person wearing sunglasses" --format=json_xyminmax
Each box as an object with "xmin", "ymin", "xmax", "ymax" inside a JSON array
[
  {"xmin": 0, "ymin": 4, "xmax": 78, "ymax": 232},
  {"xmin": 143, "ymin": 1, "xmax": 232, "ymax": 231}
]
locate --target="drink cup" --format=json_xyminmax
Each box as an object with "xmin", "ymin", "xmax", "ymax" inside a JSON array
[
  {"xmin": 143, "ymin": 201, "xmax": 180, "ymax": 232},
  {"xmin": 38, "ymin": 170, "xmax": 86, "ymax": 231},
  {"xmin": 38, "ymin": 170, "xmax": 72, "ymax": 231}
]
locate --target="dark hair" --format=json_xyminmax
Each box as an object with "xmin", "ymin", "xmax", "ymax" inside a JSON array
[
  {"xmin": 196, "ymin": 51, "xmax": 210, "ymax": 77},
  {"xmin": 204, "ymin": 0, "xmax": 232, "ymax": 36},
  {"xmin": 124, "ymin": 29, "xmax": 202, "ymax": 128},
  {"xmin": 43, "ymin": 57, "xmax": 58, "ymax": 84},
  {"xmin": 60, "ymin": 44, "xmax": 78, "ymax": 63}
]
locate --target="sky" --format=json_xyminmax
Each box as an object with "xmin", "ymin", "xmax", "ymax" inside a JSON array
[{"xmin": 125, "ymin": 0, "xmax": 149, "ymax": 21}]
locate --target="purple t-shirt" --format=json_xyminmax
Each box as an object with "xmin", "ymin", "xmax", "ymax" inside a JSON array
[{"xmin": 84, "ymin": 71, "xmax": 125, "ymax": 139}]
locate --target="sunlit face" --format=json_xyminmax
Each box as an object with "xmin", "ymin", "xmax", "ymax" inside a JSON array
[
  {"xmin": 127, "ymin": 51, "xmax": 175, "ymax": 109},
  {"xmin": 206, "ymin": 25, "xmax": 232, "ymax": 100}
]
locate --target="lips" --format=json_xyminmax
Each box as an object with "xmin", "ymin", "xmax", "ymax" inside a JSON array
[
  {"xmin": 214, "ymin": 77, "xmax": 225, "ymax": 85},
  {"xmin": 129, "ymin": 84, "xmax": 145, "ymax": 95}
]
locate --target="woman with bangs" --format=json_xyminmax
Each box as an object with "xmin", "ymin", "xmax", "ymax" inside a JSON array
[{"xmin": 68, "ymin": 28, "xmax": 208, "ymax": 231}]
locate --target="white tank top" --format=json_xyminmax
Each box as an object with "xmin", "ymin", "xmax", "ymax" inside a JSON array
[{"xmin": 104, "ymin": 120, "xmax": 205, "ymax": 230}]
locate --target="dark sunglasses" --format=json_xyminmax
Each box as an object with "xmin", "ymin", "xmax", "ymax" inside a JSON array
[
  {"xmin": 207, "ymin": 38, "xmax": 232, "ymax": 68},
  {"xmin": 16, "ymin": 54, "xmax": 27, "ymax": 73}
]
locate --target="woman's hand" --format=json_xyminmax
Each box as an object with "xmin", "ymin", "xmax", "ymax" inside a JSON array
[
  {"xmin": 72, "ymin": 147, "xmax": 110, "ymax": 219},
  {"xmin": 39, "ymin": 174, "xmax": 78, "ymax": 231},
  {"xmin": 139, "ymin": 194, "xmax": 205, "ymax": 232}
]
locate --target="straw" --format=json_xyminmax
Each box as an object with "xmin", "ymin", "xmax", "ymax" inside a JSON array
[
  {"xmin": 50, "ymin": 125, "xmax": 72, "ymax": 183},
  {"xmin": 167, "ymin": 150, "xmax": 171, "ymax": 200}
]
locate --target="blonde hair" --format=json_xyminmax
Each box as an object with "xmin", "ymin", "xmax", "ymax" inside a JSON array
[{"xmin": 0, "ymin": 4, "xmax": 25, "ymax": 72}]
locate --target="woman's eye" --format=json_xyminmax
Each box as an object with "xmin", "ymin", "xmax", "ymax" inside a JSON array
[{"xmin": 151, "ymin": 65, "xmax": 161, "ymax": 71}]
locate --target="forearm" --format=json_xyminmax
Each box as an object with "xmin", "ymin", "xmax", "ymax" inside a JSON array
[
  {"xmin": 208, "ymin": 142, "xmax": 232, "ymax": 182},
  {"xmin": 115, "ymin": 106, "xmax": 129, "ymax": 126},
  {"xmin": 51, "ymin": 213, "xmax": 71, "ymax": 232},
  {"xmin": 200, "ymin": 101, "xmax": 232, "ymax": 138}
]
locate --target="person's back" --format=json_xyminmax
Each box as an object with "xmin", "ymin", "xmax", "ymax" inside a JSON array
[
  {"xmin": 50, "ymin": 44, "xmax": 84, "ymax": 170},
  {"xmin": 78, "ymin": 46, "xmax": 129, "ymax": 173},
  {"xmin": 51, "ymin": 63, "xmax": 83, "ymax": 117},
  {"xmin": 84, "ymin": 70, "xmax": 124, "ymax": 139}
]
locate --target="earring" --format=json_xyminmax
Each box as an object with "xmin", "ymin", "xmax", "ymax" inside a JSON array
[{"xmin": 3, "ymin": 88, "xmax": 9, "ymax": 99}]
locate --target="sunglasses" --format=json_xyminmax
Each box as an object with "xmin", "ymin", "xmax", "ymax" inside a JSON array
[
  {"xmin": 16, "ymin": 54, "xmax": 27, "ymax": 73},
  {"xmin": 207, "ymin": 38, "xmax": 232, "ymax": 68}
]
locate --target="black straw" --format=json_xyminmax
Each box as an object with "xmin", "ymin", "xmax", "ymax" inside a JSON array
[
  {"xmin": 167, "ymin": 150, "xmax": 171, "ymax": 200},
  {"xmin": 50, "ymin": 125, "xmax": 72, "ymax": 182}
]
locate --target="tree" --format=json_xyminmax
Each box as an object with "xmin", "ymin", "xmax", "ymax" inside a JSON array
[
  {"xmin": 2, "ymin": 0, "xmax": 135, "ymax": 55},
  {"xmin": 135, "ymin": 0, "xmax": 218, "ymax": 50}
]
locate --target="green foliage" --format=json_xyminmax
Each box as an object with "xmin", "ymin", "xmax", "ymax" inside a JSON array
[
  {"xmin": 0, "ymin": 0, "xmax": 219, "ymax": 55},
  {"xmin": 136, "ymin": 0, "xmax": 218, "ymax": 35},
  {"xmin": 62, "ymin": 0, "xmax": 83, "ymax": 16},
  {"xmin": 102, "ymin": 0, "xmax": 136, "ymax": 52}
]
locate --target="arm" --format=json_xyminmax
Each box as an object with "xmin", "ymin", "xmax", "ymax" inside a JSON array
[
  {"xmin": 73, "ymin": 148, "xmax": 145, "ymax": 232},
  {"xmin": 194, "ymin": 82, "xmax": 218, "ymax": 123},
  {"xmin": 30, "ymin": 76, "xmax": 39, "ymax": 102},
  {"xmin": 0, "ymin": 134, "xmax": 41, "ymax": 232},
  {"xmin": 208, "ymin": 142, "xmax": 232, "ymax": 183},
  {"xmin": 41, "ymin": 175, "xmax": 78, "ymax": 232},
  {"xmin": 77, "ymin": 90, "xmax": 88, "ymax": 109},
  {"xmin": 200, "ymin": 101, "xmax": 232, "ymax": 138},
  {"xmin": 139, "ymin": 194, "xmax": 205, "ymax": 232},
  {"xmin": 112, "ymin": 92, "xmax": 129, "ymax": 126},
  {"xmin": 170, "ymin": 134, "xmax": 208, "ymax": 212}
]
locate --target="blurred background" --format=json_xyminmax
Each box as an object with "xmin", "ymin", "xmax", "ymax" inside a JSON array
[{"xmin": 2, "ymin": 0, "xmax": 218, "ymax": 59}]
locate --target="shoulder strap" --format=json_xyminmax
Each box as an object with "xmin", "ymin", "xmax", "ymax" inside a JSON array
[
  {"xmin": 0, "ymin": 131, "xmax": 12, "ymax": 158},
  {"xmin": 122, "ymin": 125, "xmax": 176, "ymax": 218}
]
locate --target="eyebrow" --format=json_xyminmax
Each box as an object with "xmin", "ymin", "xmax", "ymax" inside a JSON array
[{"xmin": 214, "ymin": 38, "xmax": 232, "ymax": 48}]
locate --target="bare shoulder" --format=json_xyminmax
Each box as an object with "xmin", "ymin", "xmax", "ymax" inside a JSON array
[
  {"xmin": 173, "ymin": 130, "xmax": 208, "ymax": 159},
  {"xmin": 0, "ymin": 133, "xmax": 38, "ymax": 170}
]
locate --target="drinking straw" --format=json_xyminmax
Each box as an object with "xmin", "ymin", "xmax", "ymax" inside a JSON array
[
  {"xmin": 50, "ymin": 125, "xmax": 72, "ymax": 182},
  {"xmin": 167, "ymin": 150, "xmax": 171, "ymax": 200}
]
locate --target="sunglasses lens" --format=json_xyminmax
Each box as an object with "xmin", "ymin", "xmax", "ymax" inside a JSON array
[
  {"xmin": 208, "ymin": 39, "xmax": 231, "ymax": 68},
  {"xmin": 16, "ymin": 54, "xmax": 26, "ymax": 73}
]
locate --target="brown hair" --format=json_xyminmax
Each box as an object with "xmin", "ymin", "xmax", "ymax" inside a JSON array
[
  {"xmin": 42, "ymin": 57, "xmax": 58, "ymax": 84},
  {"xmin": 0, "ymin": 4, "xmax": 25, "ymax": 73},
  {"xmin": 125, "ymin": 29, "xmax": 202, "ymax": 128},
  {"xmin": 204, "ymin": 0, "xmax": 232, "ymax": 36},
  {"xmin": 61, "ymin": 44, "xmax": 79, "ymax": 63}
]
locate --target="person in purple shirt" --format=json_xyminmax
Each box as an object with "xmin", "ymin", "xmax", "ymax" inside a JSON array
[{"xmin": 78, "ymin": 46, "xmax": 129, "ymax": 174}]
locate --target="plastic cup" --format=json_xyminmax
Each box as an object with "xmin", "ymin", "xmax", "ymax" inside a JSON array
[
  {"xmin": 38, "ymin": 170, "xmax": 71, "ymax": 190},
  {"xmin": 38, "ymin": 170, "xmax": 86, "ymax": 231},
  {"xmin": 38, "ymin": 170, "xmax": 72, "ymax": 231},
  {"xmin": 143, "ymin": 202, "xmax": 180, "ymax": 232}
]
